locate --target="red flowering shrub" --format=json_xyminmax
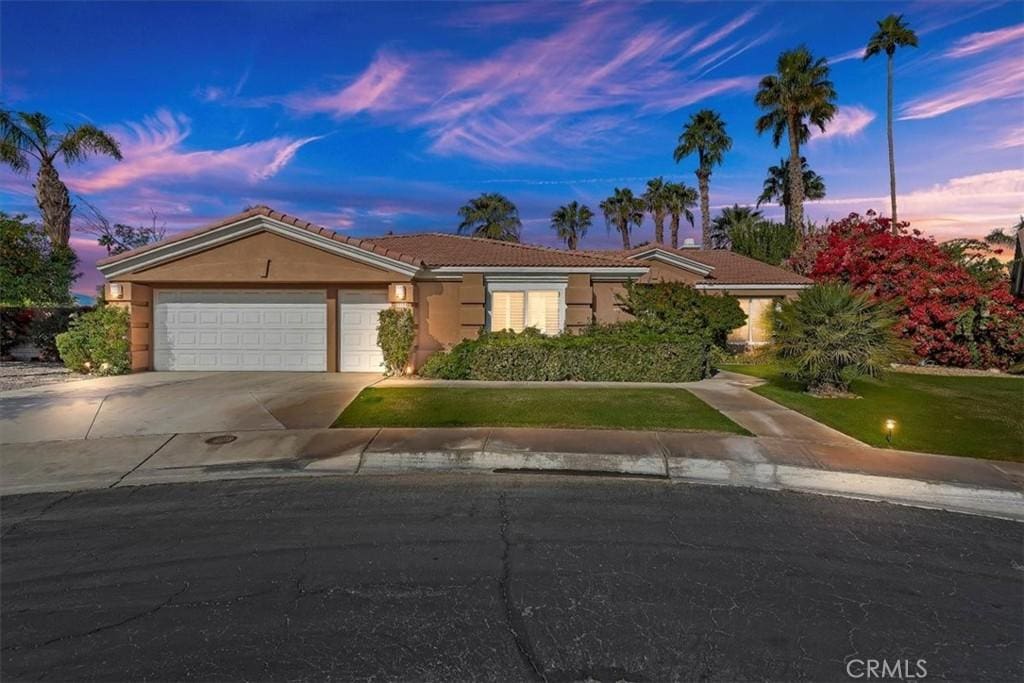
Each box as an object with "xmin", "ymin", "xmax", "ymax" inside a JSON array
[{"xmin": 787, "ymin": 211, "xmax": 1024, "ymax": 369}]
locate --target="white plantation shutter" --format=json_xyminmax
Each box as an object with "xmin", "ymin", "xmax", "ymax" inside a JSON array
[
  {"xmin": 491, "ymin": 292, "xmax": 525, "ymax": 332},
  {"xmin": 526, "ymin": 291, "xmax": 560, "ymax": 335}
]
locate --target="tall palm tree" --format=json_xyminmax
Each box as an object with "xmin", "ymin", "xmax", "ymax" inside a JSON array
[
  {"xmin": 754, "ymin": 46, "xmax": 837, "ymax": 230},
  {"xmin": 550, "ymin": 200, "xmax": 593, "ymax": 250},
  {"xmin": 664, "ymin": 182, "xmax": 697, "ymax": 248},
  {"xmin": 457, "ymin": 193, "xmax": 522, "ymax": 242},
  {"xmin": 642, "ymin": 177, "xmax": 671, "ymax": 244},
  {"xmin": 673, "ymin": 110, "xmax": 732, "ymax": 247},
  {"xmin": 865, "ymin": 14, "xmax": 918, "ymax": 232},
  {"xmin": 756, "ymin": 157, "xmax": 826, "ymax": 226},
  {"xmin": 0, "ymin": 110, "xmax": 122, "ymax": 246},
  {"xmin": 600, "ymin": 188, "xmax": 644, "ymax": 250}
]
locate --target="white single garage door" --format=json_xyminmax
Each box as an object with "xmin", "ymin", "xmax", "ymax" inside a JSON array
[
  {"xmin": 339, "ymin": 290, "xmax": 389, "ymax": 372},
  {"xmin": 154, "ymin": 290, "xmax": 327, "ymax": 371}
]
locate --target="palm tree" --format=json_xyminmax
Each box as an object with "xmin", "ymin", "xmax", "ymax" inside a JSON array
[
  {"xmin": 710, "ymin": 204, "xmax": 763, "ymax": 250},
  {"xmin": 642, "ymin": 177, "xmax": 671, "ymax": 244},
  {"xmin": 664, "ymin": 182, "xmax": 697, "ymax": 248},
  {"xmin": 754, "ymin": 46, "xmax": 837, "ymax": 230},
  {"xmin": 865, "ymin": 14, "xmax": 918, "ymax": 232},
  {"xmin": 600, "ymin": 188, "xmax": 644, "ymax": 250},
  {"xmin": 673, "ymin": 110, "xmax": 732, "ymax": 248},
  {"xmin": 550, "ymin": 201, "xmax": 594, "ymax": 251},
  {"xmin": 457, "ymin": 193, "xmax": 522, "ymax": 242},
  {"xmin": 756, "ymin": 157, "xmax": 827, "ymax": 226},
  {"xmin": 0, "ymin": 110, "xmax": 122, "ymax": 246}
]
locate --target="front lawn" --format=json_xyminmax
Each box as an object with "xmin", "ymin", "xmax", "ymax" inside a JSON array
[
  {"xmin": 723, "ymin": 365, "xmax": 1024, "ymax": 461},
  {"xmin": 334, "ymin": 386, "xmax": 749, "ymax": 434}
]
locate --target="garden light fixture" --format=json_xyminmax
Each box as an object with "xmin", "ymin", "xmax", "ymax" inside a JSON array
[{"xmin": 885, "ymin": 418, "xmax": 896, "ymax": 445}]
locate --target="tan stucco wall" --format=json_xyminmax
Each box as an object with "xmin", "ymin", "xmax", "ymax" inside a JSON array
[
  {"xmin": 593, "ymin": 282, "xmax": 630, "ymax": 324},
  {"xmin": 105, "ymin": 282, "xmax": 153, "ymax": 372},
  {"xmin": 413, "ymin": 281, "xmax": 463, "ymax": 367},
  {"xmin": 121, "ymin": 231, "xmax": 409, "ymax": 284}
]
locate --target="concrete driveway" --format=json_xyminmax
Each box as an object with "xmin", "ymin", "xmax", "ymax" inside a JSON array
[{"xmin": 0, "ymin": 372, "xmax": 380, "ymax": 444}]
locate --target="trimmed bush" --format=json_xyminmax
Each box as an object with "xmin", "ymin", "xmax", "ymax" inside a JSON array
[
  {"xmin": 615, "ymin": 281, "xmax": 745, "ymax": 348},
  {"xmin": 420, "ymin": 328, "xmax": 710, "ymax": 382},
  {"xmin": 377, "ymin": 307, "xmax": 416, "ymax": 375},
  {"xmin": 55, "ymin": 305, "xmax": 131, "ymax": 375}
]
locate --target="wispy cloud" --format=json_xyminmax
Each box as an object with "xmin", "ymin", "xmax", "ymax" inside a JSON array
[
  {"xmin": 946, "ymin": 22, "xmax": 1024, "ymax": 57},
  {"xmin": 899, "ymin": 53, "xmax": 1024, "ymax": 120},
  {"xmin": 829, "ymin": 47, "xmax": 865, "ymax": 64},
  {"xmin": 67, "ymin": 110, "xmax": 322, "ymax": 192},
  {"xmin": 810, "ymin": 169, "xmax": 1024, "ymax": 238},
  {"xmin": 276, "ymin": 5, "xmax": 758, "ymax": 165},
  {"xmin": 810, "ymin": 105, "xmax": 875, "ymax": 143}
]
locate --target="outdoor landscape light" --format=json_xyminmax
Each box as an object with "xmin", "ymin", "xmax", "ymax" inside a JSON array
[
  {"xmin": 885, "ymin": 418, "xmax": 896, "ymax": 444},
  {"xmin": 109, "ymin": 283, "xmax": 124, "ymax": 300},
  {"xmin": 394, "ymin": 284, "xmax": 407, "ymax": 301}
]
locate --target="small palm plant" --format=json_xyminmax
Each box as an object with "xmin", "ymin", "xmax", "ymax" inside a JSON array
[{"xmin": 772, "ymin": 282, "xmax": 898, "ymax": 395}]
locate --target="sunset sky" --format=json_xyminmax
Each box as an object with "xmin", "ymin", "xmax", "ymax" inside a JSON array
[{"xmin": 1, "ymin": 1, "xmax": 1022, "ymax": 294}]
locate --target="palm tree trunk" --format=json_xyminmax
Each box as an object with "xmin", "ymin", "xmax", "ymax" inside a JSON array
[
  {"xmin": 619, "ymin": 221, "xmax": 630, "ymax": 249},
  {"xmin": 887, "ymin": 52, "xmax": 898, "ymax": 233},
  {"xmin": 697, "ymin": 170, "xmax": 710, "ymax": 248},
  {"xmin": 654, "ymin": 216, "xmax": 664, "ymax": 245},
  {"xmin": 786, "ymin": 114, "xmax": 805, "ymax": 230},
  {"xmin": 568, "ymin": 234, "xmax": 577, "ymax": 251},
  {"xmin": 670, "ymin": 214, "xmax": 680, "ymax": 248},
  {"xmin": 36, "ymin": 162, "xmax": 73, "ymax": 247}
]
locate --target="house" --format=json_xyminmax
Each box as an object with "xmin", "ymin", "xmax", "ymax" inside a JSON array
[{"xmin": 97, "ymin": 206, "xmax": 810, "ymax": 373}]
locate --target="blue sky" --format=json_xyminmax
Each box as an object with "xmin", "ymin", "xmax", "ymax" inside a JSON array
[{"xmin": 1, "ymin": 1, "xmax": 1022, "ymax": 293}]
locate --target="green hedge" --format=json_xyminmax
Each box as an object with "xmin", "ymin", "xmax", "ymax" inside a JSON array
[
  {"xmin": 377, "ymin": 307, "xmax": 416, "ymax": 375},
  {"xmin": 420, "ymin": 328, "xmax": 711, "ymax": 382}
]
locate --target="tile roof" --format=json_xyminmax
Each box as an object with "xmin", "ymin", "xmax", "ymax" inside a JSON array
[
  {"xmin": 364, "ymin": 233, "xmax": 639, "ymax": 268},
  {"xmin": 95, "ymin": 205, "xmax": 425, "ymax": 268},
  {"xmin": 595, "ymin": 245, "xmax": 812, "ymax": 285}
]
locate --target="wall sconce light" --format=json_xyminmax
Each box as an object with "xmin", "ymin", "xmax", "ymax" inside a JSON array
[
  {"xmin": 394, "ymin": 284, "xmax": 407, "ymax": 301},
  {"xmin": 109, "ymin": 283, "xmax": 124, "ymax": 300},
  {"xmin": 884, "ymin": 418, "xmax": 896, "ymax": 445}
]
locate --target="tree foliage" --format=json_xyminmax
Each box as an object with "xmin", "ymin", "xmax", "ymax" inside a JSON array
[
  {"xmin": 788, "ymin": 211, "xmax": 1024, "ymax": 369},
  {"xmin": 0, "ymin": 212, "xmax": 78, "ymax": 307},
  {"xmin": 550, "ymin": 201, "xmax": 593, "ymax": 251},
  {"xmin": 664, "ymin": 182, "xmax": 698, "ymax": 248},
  {"xmin": 756, "ymin": 157, "xmax": 826, "ymax": 225},
  {"xmin": 1, "ymin": 110, "xmax": 122, "ymax": 246},
  {"xmin": 457, "ymin": 193, "xmax": 521, "ymax": 242},
  {"xmin": 600, "ymin": 187, "xmax": 644, "ymax": 249},
  {"xmin": 772, "ymin": 282, "xmax": 898, "ymax": 394},
  {"xmin": 674, "ymin": 109, "xmax": 731, "ymax": 247},
  {"xmin": 78, "ymin": 198, "xmax": 167, "ymax": 256}
]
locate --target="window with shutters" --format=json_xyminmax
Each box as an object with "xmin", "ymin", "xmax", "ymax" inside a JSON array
[
  {"xmin": 489, "ymin": 288, "xmax": 563, "ymax": 335},
  {"xmin": 727, "ymin": 297, "xmax": 775, "ymax": 345}
]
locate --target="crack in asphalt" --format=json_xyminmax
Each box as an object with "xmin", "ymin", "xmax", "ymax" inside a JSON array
[
  {"xmin": 497, "ymin": 492, "xmax": 547, "ymax": 682},
  {"xmin": 0, "ymin": 490, "xmax": 79, "ymax": 540},
  {"xmin": 2, "ymin": 582, "xmax": 191, "ymax": 652}
]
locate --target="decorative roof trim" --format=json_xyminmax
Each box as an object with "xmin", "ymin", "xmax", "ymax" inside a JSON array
[
  {"xmin": 98, "ymin": 215, "xmax": 423, "ymax": 279},
  {"xmin": 623, "ymin": 247, "xmax": 715, "ymax": 276}
]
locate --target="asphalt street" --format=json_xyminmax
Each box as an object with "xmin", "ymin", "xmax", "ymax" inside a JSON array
[{"xmin": 1, "ymin": 474, "xmax": 1021, "ymax": 681}]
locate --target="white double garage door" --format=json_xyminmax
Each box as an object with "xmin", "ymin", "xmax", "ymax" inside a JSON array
[{"xmin": 154, "ymin": 289, "xmax": 388, "ymax": 372}]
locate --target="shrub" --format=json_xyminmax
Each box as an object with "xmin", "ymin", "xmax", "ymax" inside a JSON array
[
  {"xmin": 377, "ymin": 307, "xmax": 416, "ymax": 375},
  {"xmin": 29, "ymin": 308, "xmax": 82, "ymax": 361},
  {"xmin": 420, "ymin": 327, "xmax": 710, "ymax": 382},
  {"xmin": 55, "ymin": 305, "xmax": 131, "ymax": 375},
  {"xmin": 0, "ymin": 307, "xmax": 34, "ymax": 356},
  {"xmin": 727, "ymin": 219, "xmax": 799, "ymax": 266},
  {"xmin": 772, "ymin": 282, "xmax": 899, "ymax": 394},
  {"xmin": 787, "ymin": 211, "xmax": 1024, "ymax": 369},
  {"xmin": 615, "ymin": 281, "xmax": 745, "ymax": 347}
]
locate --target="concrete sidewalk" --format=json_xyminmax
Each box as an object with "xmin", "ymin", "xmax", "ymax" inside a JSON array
[{"xmin": 2, "ymin": 425, "xmax": 1021, "ymax": 520}]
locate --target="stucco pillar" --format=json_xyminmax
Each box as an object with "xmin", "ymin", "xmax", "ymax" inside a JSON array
[
  {"xmin": 458, "ymin": 274, "xmax": 486, "ymax": 339},
  {"xmin": 326, "ymin": 286, "xmax": 338, "ymax": 372},
  {"xmin": 105, "ymin": 282, "xmax": 152, "ymax": 372},
  {"xmin": 565, "ymin": 274, "xmax": 594, "ymax": 333}
]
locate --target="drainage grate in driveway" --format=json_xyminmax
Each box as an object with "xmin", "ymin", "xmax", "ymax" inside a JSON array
[{"xmin": 204, "ymin": 434, "xmax": 238, "ymax": 445}]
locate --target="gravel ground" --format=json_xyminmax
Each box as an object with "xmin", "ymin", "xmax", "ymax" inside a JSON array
[{"xmin": 0, "ymin": 361, "xmax": 85, "ymax": 392}]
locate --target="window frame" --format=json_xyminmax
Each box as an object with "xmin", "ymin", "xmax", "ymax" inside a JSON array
[
  {"xmin": 485, "ymin": 280, "xmax": 567, "ymax": 335},
  {"xmin": 728, "ymin": 296, "xmax": 777, "ymax": 346}
]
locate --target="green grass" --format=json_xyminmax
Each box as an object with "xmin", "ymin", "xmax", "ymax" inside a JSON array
[
  {"xmin": 722, "ymin": 364, "xmax": 1024, "ymax": 461},
  {"xmin": 334, "ymin": 386, "xmax": 749, "ymax": 434}
]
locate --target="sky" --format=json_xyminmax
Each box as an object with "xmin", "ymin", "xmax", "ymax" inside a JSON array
[{"xmin": 1, "ymin": 0, "xmax": 1022, "ymax": 295}]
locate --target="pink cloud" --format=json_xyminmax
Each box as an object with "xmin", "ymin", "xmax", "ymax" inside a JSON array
[
  {"xmin": 900, "ymin": 53, "xmax": 1024, "ymax": 120},
  {"xmin": 810, "ymin": 105, "xmax": 876, "ymax": 142},
  {"xmin": 67, "ymin": 110, "xmax": 322, "ymax": 192},
  {"xmin": 279, "ymin": 6, "xmax": 758, "ymax": 165},
  {"xmin": 945, "ymin": 22, "xmax": 1024, "ymax": 58}
]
